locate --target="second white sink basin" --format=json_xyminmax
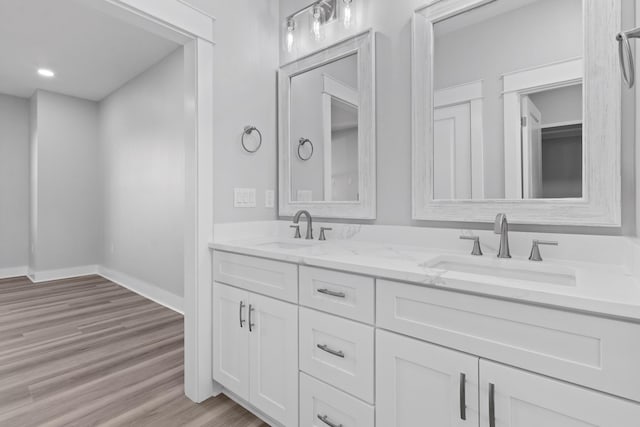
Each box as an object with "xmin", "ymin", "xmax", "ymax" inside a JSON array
[{"xmin": 426, "ymin": 255, "xmax": 577, "ymax": 287}]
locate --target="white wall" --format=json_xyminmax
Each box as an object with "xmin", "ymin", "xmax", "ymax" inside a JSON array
[
  {"xmin": 0, "ymin": 94, "xmax": 30, "ymax": 271},
  {"xmin": 99, "ymin": 47, "xmax": 185, "ymax": 298},
  {"xmin": 280, "ymin": 0, "xmax": 637, "ymax": 235},
  {"xmin": 30, "ymin": 90, "xmax": 102, "ymax": 272},
  {"xmin": 180, "ymin": 0, "xmax": 280, "ymax": 223}
]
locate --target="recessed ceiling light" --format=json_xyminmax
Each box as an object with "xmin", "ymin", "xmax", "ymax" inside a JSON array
[{"xmin": 37, "ymin": 68, "xmax": 55, "ymax": 78}]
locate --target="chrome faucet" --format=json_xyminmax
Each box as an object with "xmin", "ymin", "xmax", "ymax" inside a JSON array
[
  {"xmin": 293, "ymin": 210, "xmax": 313, "ymax": 240},
  {"xmin": 494, "ymin": 213, "xmax": 511, "ymax": 258}
]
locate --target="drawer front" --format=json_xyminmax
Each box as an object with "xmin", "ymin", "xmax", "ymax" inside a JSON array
[
  {"xmin": 213, "ymin": 251, "xmax": 298, "ymax": 303},
  {"xmin": 377, "ymin": 279, "xmax": 640, "ymax": 402},
  {"xmin": 300, "ymin": 307, "xmax": 374, "ymax": 403},
  {"xmin": 299, "ymin": 266, "xmax": 374, "ymax": 324},
  {"xmin": 300, "ymin": 373, "xmax": 374, "ymax": 427}
]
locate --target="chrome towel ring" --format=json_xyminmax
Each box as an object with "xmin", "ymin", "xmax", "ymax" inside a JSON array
[
  {"xmin": 297, "ymin": 137, "xmax": 314, "ymax": 161},
  {"xmin": 241, "ymin": 125, "xmax": 262, "ymax": 153},
  {"xmin": 617, "ymin": 26, "xmax": 640, "ymax": 88}
]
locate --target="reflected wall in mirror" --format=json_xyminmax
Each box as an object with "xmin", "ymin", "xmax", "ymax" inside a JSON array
[
  {"xmin": 279, "ymin": 31, "xmax": 375, "ymax": 219},
  {"xmin": 412, "ymin": 0, "xmax": 621, "ymax": 225},
  {"xmin": 290, "ymin": 54, "xmax": 359, "ymax": 202},
  {"xmin": 432, "ymin": 0, "xmax": 583, "ymax": 201}
]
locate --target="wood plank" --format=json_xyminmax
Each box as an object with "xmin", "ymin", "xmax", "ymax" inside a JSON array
[{"xmin": 0, "ymin": 275, "xmax": 268, "ymax": 427}]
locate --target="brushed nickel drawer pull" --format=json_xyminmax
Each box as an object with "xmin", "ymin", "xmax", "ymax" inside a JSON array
[
  {"xmin": 317, "ymin": 288, "xmax": 346, "ymax": 298},
  {"xmin": 317, "ymin": 414, "xmax": 343, "ymax": 427},
  {"xmin": 459, "ymin": 373, "xmax": 466, "ymax": 420},
  {"xmin": 248, "ymin": 304, "xmax": 255, "ymax": 332},
  {"xmin": 489, "ymin": 382, "xmax": 496, "ymax": 427},
  {"xmin": 317, "ymin": 344, "xmax": 345, "ymax": 358},
  {"xmin": 239, "ymin": 301, "xmax": 246, "ymax": 328}
]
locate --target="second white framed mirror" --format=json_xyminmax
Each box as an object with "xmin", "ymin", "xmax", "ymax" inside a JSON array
[
  {"xmin": 278, "ymin": 30, "xmax": 376, "ymax": 219},
  {"xmin": 412, "ymin": 0, "xmax": 621, "ymax": 226}
]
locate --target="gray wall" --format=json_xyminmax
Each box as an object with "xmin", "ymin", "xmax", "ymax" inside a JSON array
[
  {"xmin": 0, "ymin": 94, "xmax": 30, "ymax": 270},
  {"xmin": 181, "ymin": 0, "xmax": 280, "ymax": 224},
  {"xmin": 280, "ymin": 0, "xmax": 637, "ymax": 235},
  {"xmin": 30, "ymin": 90, "xmax": 102, "ymax": 271},
  {"xmin": 99, "ymin": 47, "xmax": 185, "ymax": 298}
]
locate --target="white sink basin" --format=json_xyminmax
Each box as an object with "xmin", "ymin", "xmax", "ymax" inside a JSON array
[
  {"xmin": 255, "ymin": 240, "xmax": 319, "ymax": 250},
  {"xmin": 426, "ymin": 255, "xmax": 576, "ymax": 287}
]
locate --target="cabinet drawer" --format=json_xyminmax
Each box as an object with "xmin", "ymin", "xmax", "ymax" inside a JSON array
[
  {"xmin": 300, "ymin": 373, "xmax": 374, "ymax": 427},
  {"xmin": 300, "ymin": 307, "xmax": 374, "ymax": 403},
  {"xmin": 299, "ymin": 266, "xmax": 374, "ymax": 323},
  {"xmin": 212, "ymin": 251, "xmax": 298, "ymax": 303},
  {"xmin": 377, "ymin": 279, "xmax": 640, "ymax": 402}
]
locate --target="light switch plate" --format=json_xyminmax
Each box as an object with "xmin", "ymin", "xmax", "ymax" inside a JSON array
[
  {"xmin": 234, "ymin": 188, "xmax": 256, "ymax": 208},
  {"xmin": 265, "ymin": 190, "xmax": 275, "ymax": 208}
]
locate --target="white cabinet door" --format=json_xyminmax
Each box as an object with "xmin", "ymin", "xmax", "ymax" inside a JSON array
[
  {"xmin": 377, "ymin": 330, "xmax": 479, "ymax": 427},
  {"xmin": 249, "ymin": 293, "xmax": 298, "ymax": 427},
  {"xmin": 480, "ymin": 360, "xmax": 640, "ymax": 427},
  {"xmin": 212, "ymin": 282, "xmax": 249, "ymax": 401}
]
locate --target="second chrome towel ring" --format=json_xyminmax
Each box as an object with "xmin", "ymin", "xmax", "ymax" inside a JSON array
[
  {"xmin": 241, "ymin": 125, "xmax": 262, "ymax": 153},
  {"xmin": 297, "ymin": 137, "xmax": 314, "ymax": 161}
]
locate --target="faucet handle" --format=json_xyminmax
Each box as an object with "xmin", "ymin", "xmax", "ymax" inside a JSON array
[
  {"xmin": 290, "ymin": 224, "xmax": 301, "ymax": 239},
  {"xmin": 460, "ymin": 235, "xmax": 483, "ymax": 256},
  {"xmin": 529, "ymin": 240, "xmax": 558, "ymax": 262},
  {"xmin": 319, "ymin": 227, "xmax": 332, "ymax": 241}
]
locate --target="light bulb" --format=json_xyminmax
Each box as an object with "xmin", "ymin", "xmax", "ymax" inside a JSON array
[
  {"xmin": 286, "ymin": 19, "xmax": 295, "ymax": 52},
  {"xmin": 343, "ymin": 0, "xmax": 352, "ymax": 28},
  {"xmin": 312, "ymin": 5, "xmax": 322, "ymax": 41}
]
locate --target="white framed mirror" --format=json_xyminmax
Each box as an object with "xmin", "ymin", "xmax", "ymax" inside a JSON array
[
  {"xmin": 412, "ymin": 0, "xmax": 621, "ymax": 226},
  {"xmin": 279, "ymin": 30, "xmax": 376, "ymax": 219}
]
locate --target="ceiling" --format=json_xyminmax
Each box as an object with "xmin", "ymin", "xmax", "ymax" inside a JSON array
[{"xmin": 0, "ymin": 0, "xmax": 181, "ymax": 101}]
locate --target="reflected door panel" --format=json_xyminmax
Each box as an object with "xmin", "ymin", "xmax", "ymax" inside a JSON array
[
  {"xmin": 521, "ymin": 96, "xmax": 543, "ymax": 199},
  {"xmin": 434, "ymin": 103, "xmax": 472, "ymax": 200}
]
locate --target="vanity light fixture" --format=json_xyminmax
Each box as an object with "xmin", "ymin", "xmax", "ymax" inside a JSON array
[
  {"xmin": 37, "ymin": 68, "xmax": 55, "ymax": 78},
  {"xmin": 312, "ymin": 4, "xmax": 324, "ymax": 41},
  {"xmin": 343, "ymin": 0, "xmax": 352, "ymax": 29},
  {"xmin": 285, "ymin": 0, "xmax": 343, "ymax": 48},
  {"xmin": 286, "ymin": 18, "xmax": 296, "ymax": 52}
]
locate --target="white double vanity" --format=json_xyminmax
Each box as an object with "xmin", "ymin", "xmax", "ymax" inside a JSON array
[
  {"xmin": 207, "ymin": 0, "xmax": 639, "ymax": 425},
  {"xmin": 210, "ymin": 223, "xmax": 640, "ymax": 427}
]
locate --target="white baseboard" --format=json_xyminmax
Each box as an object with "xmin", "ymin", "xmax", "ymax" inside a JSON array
[
  {"xmin": 8, "ymin": 264, "xmax": 183, "ymax": 315},
  {"xmin": 97, "ymin": 266, "xmax": 184, "ymax": 314},
  {"xmin": 0, "ymin": 265, "xmax": 29, "ymax": 279},
  {"xmin": 28, "ymin": 265, "xmax": 99, "ymax": 283}
]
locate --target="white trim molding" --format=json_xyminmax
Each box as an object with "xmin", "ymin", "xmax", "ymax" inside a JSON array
[
  {"xmin": 0, "ymin": 266, "xmax": 29, "ymax": 280},
  {"xmin": 412, "ymin": 0, "xmax": 621, "ymax": 226},
  {"xmin": 502, "ymin": 59, "xmax": 583, "ymax": 199},
  {"xmin": 28, "ymin": 265, "xmax": 99, "ymax": 283},
  {"xmin": 98, "ymin": 266, "xmax": 184, "ymax": 314},
  {"xmin": 279, "ymin": 30, "xmax": 376, "ymax": 220}
]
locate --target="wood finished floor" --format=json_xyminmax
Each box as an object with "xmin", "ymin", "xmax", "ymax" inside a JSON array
[{"xmin": 0, "ymin": 275, "xmax": 269, "ymax": 427}]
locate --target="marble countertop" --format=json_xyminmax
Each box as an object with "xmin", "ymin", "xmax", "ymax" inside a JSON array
[{"xmin": 210, "ymin": 236, "xmax": 640, "ymax": 322}]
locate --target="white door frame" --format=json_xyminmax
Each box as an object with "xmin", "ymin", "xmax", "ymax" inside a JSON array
[
  {"xmin": 88, "ymin": 0, "xmax": 216, "ymax": 403},
  {"xmin": 502, "ymin": 58, "xmax": 583, "ymax": 199},
  {"xmin": 321, "ymin": 74, "xmax": 359, "ymax": 201}
]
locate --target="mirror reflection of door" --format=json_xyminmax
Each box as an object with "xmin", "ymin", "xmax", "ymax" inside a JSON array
[
  {"xmin": 433, "ymin": 103, "xmax": 472, "ymax": 199},
  {"xmin": 322, "ymin": 74, "xmax": 359, "ymax": 202},
  {"xmin": 521, "ymin": 96, "xmax": 543, "ymax": 199},
  {"xmin": 431, "ymin": 0, "xmax": 583, "ymax": 201},
  {"xmin": 289, "ymin": 54, "xmax": 359, "ymax": 202}
]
